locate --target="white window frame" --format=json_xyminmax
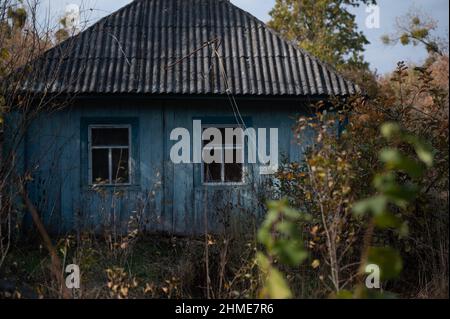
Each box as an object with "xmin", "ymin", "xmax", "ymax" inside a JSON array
[
  {"xmin": 88, "ymin": 124, "xmax": 132, "ymax": 186},
  {"xmin": 201, "ymin": 124, "xmax": 246, "ymax": 186}
]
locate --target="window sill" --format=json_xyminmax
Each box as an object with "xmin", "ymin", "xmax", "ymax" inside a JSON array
[
  {"xmin": 202, "ymin": 182, "xmax": 246, "ymax": 186},
  {"xmin": 82, "ymin": 184, "xmax": 141, "ymax": 192},
  {"xmin": 195, "ymin": 183, "xmax": 251, "ymax": 191}
]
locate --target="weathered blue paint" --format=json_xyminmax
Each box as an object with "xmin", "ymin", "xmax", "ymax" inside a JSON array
[{"xmin": 8, "ymin": 98, "xmax": 316, "ymax": 235}]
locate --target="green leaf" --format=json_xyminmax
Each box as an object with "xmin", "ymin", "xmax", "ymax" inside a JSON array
[
  {"xmin": 380, "ymin": 122, "xmax": 401, "ymax": 140},
  {"xmin": 273, "ymin": 239, "xmax": 308, "ymax": 266},
  {"xmin": 367, "ymin": 247, "xmax": 403, "ymax": 280},
  {"xmin": 399, "ymin": 222, "xmax": 409, "ymax": 238},
  {"xmin": 373, "ymin": 174, "xmax": 419, "ymax": 207},
  {"xmin": 334, "ymin": 289, "xmax": 354, "ymax": 299},
  {"xmin": 380, "ymin": 149, "xmax": 424, "ymax": 178},
  {"xmin": 373, "ymin": 212, "xmax": 402, "ymax": 229},
  {"xmin": 353, "ymin": 195, "xmax": 387, "ymax": 217},
  {"xmin": 381, "ymin": 123, "xmax": 434, "ymax": 168},
  {"xmin": 415, "ymin": 146, "xmax": 434, "ymax": 167},
  {"xmin": 257, "ymin": 253, "xmax": 292, "ymax": 299},
  {"xmin": 257, "ymin": 228, "xmax": 269, "ymax": 246},
  {"xmin": 405, "ymin": 135, "xmax": 434, "ymax": 167},
  {"xmin": 276, "ymin": 220, "xmax": 298, "ymax": 237}
]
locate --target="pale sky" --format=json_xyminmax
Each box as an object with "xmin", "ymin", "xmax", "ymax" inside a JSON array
[{"xmin": 39, "ymin": 0, "xmax": 449, "ymax": 74}]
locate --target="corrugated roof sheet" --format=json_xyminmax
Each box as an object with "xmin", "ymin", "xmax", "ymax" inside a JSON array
[{"xmin": 22, "ymin": 0, "xmax": 358, "ymax": 96}]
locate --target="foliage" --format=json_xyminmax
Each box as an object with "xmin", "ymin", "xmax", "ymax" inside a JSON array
[
  {"xmin": 381, "ymin": 10, "xmax": 448, "ymax": 57},
  {"xmin": 346, "ymin": 122, "xmax": 434, "ymax": 297},
  {"xmin": 271, "ymin": 55, "xmax": 447, "ymax": 298},
  {"xmin": 106, "ymin": 267, "xmax": 139, "ymax": 299},
  {"xmin": 0, "ymin": 1, "xmax": 88, "ymax": 291},
  {"xmin": 268, "ymin": 0, "xmax": 376, "ymax": 69},
  {"xmin": 354, "ymin": 122, "xmax": 433, "ymax": 229},
  {"xmin": 261, "ymin": 110, "xmax": 437, "ymax": 298},
  {"xmin": 353, "ymin": 60, "xmax": 448, "ymax": 298},
  {"xmin": 257, "ymin": 200, "xmax": 309, "ymax": 298},
  {"xmin": 273, "ymin": 106, "xmax": 368, "ymax": 294}
]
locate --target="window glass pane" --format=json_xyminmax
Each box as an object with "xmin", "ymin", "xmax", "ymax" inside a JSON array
[
  {"xmin": 92, "ymin": 149, "xmax": 109, "ymax": 184},
  {"xmin": 224, "ymin": 148, "xmax": 243, "ymax": 183},
  {"xmin": 204, "ymin": 162, "xmax": 222, "ymax": 183},
  {"xmin": 92, "ymin": 128, "xmax": 129, "ymax": 146},
  {"xmin": 112, "ymin": 148, "xmax": 129, "ymax": 184},
  {"xmin": 224, "ymin": 147, "xmax": 243, "ymax": 164},
  {"xmin": 202, "ymin": 127, "xmax": 225, "ymax": 146},
  {"xmin": 225, "ymin": 162, "xmax": 243, "ymax": 182},
  {"xmin": 224, "ymin": 127, "xmax": 243, "ymax": 147},
  {"xmin": 201, "ymin": 126, "xmax": 246, "ymax": 184}
]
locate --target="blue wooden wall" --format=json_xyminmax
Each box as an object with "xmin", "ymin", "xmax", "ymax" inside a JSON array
[{"xmin": 14, "ymin": 98, "xmax": 315, "ymax": 235}]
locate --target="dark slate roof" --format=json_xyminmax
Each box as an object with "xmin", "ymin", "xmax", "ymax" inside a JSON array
[{"xmin": 22, "ymin": 0, "xmax": 358, "ymax": 96}]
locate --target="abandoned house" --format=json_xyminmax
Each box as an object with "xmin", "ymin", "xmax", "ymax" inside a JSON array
[{"xmin": 5, "ymin": 0, "xmax": 358, "ymax": 235}]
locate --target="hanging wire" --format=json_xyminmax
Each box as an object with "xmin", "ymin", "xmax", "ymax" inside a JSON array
[{"xmin": 210, "ymin": 40, "xmax": 267, "ymax": 165}]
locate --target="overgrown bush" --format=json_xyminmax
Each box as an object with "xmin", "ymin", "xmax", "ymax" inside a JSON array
[{"xmin": 271, "ymin": 59, "xmax": 448, "ymax": 298}]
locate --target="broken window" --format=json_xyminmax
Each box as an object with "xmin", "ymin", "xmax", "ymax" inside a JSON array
[
  {"xmin": 202, "ymin": 126, "xmax": 244, "ymax": 184},
  {"xmin": 89, "ymin": 126, "xmax": 130, "ymax": 185}
]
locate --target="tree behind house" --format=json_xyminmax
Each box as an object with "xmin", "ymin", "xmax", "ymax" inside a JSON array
[{"xmin": 268, "ymin": 0, "xmax": 376, "ymax": 70}]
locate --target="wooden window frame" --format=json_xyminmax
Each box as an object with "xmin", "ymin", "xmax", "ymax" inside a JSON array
[
  {"xmin": 201, "ymin": 124, "xmax": 246, "ymax": 186},
  {"xmin": 88, "ymin": 124, "xmax": 132, "ymax": 186}
]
